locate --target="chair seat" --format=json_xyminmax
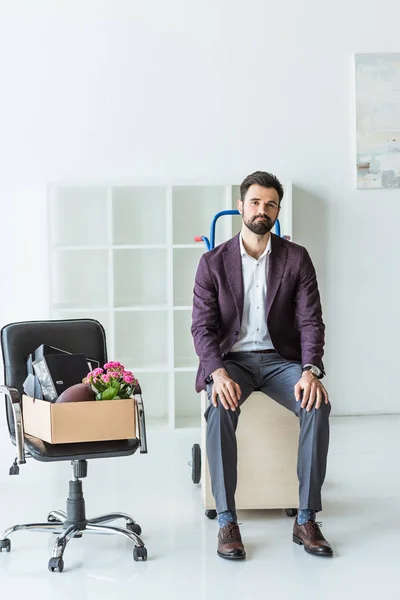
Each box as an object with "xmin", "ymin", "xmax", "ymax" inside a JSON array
[{"xmin": 24, "ymin": 435, "xmax": 140, "ymax": 462}]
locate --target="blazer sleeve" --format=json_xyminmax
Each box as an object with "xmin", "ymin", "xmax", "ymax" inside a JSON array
[
  {"xmin": 295, "ymin": 248, "xmax": 326, "ymax": 375},
  {"xmin": 191, "ymin": 253, "xmax": 225, "ymax": 378}
]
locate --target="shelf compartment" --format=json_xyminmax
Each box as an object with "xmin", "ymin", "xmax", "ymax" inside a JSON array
[
  {"xmin": 112, "ymin": 186, "xmax": 167, "ymax": 246},
  {"xmin": 114, "ymin": 310, "xmax": 168, "ymax": 369},
  {"xmin": 174, "ymin": 371, "xmax": 201, "ymax": 428},
  {"xmin": 115, "ymin": 305, "xmax": 168, "ymax": 312},
  {"xmin": 52, "ymin": 249, "xmax": 109, "ymax": 308},
  {"xmin": 113, "ymin": 249, "xmax": 167, "ymax": 307},
  {"xmin": 173, "ymin": 310, "xmax": 197, "ymax": 368},
  {"xmin": 173, "ymin": 247, "xmax": 204, "ymax": 307},
  {"xmin": 112, "ymin": 245, "xmax": 167, "ymax": 250},
  {"xmin": 127, "ymin": 366, "xmax": 169, "ymax": 373},
  {"xmin": 172, "ymin": 244, "xmax": 202, "ymax": 249},
  {"xmin": 172, "ymin": 186, "xmax": 229, "ymax": 246},
  {"xmin": 132, "ymin": 371, "xmax": 169, "ymax": 421},
  {"xmin": 51, "ymin": 310, "xmax": 111, "ymax": 344},
  {"xmin": 50, "ymin": 186, "xmax": 108, "ymax": 246}
]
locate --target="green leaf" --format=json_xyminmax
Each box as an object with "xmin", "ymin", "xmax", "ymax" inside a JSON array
[
  {"xmin": 101, "ymin": 387, "xmax": 118, "ymax": 400},
  {"xmin": 92, "ymin": 381, "xmax": 106, "ymax": 392}
]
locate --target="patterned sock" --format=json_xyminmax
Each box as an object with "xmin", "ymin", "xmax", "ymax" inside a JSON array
[
  {"xmin": 297, "ymin": 509, "xmax": 316, "ymax": 525},
  {"xmin": 217, "ymin": 510, "xmax": 237, "ymax": 528}
]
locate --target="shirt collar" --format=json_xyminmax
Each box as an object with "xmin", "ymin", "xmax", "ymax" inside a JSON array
[{"xmin": 239, "ymin": 233, "xmax": 272, "ymax": 259}]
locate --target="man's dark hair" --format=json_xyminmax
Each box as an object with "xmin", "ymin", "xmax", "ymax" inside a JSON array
[{"xmin": 240, "ymin": 171, "xmax": 284, "ymax": 203}]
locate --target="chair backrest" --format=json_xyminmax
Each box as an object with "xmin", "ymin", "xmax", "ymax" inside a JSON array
[{"xmin": 1, "ymin": 319, "xmax": 107, "ymax": 440}]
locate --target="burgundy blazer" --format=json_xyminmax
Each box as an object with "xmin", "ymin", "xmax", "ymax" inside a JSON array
[{"xmin": 191, "ymin": 233, "xmax": 325, "ymax": 392}]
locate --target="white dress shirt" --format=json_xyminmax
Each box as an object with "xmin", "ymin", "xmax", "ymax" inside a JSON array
[{"xmin": 230, "ymin": 234, "xmax": 275, "ymax": 352}]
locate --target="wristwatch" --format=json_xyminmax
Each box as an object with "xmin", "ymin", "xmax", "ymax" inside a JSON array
[{"xmin": 302, "ymin": 364, "xmax": 322, "ymax": 378}]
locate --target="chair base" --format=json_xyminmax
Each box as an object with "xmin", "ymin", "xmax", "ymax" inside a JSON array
[
  {"xmin": 0, "ymin": 462, "xmax": 147, "ymax": 572},
  {"xmin": 0, "ymin": 511, "xmax": 147, "ymax": 572}
]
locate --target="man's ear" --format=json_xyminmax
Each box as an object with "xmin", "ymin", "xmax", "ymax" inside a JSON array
[{"xmin": 237, "ymin": 198, "xmax": 243, "ymax": 214}]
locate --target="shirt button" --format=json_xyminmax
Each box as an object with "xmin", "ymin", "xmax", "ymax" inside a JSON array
[
  {"xmin": 257, "ymin": 307, "xmax": 259, "ymax": 309},
  {"xmin": 257, "ymin": 328, "xmax": 259, "ymax": 331}
]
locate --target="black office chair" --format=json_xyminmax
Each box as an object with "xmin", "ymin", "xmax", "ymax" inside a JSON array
[{"xmin": 0, "ymin": 319, "xmax": 148, "ymax": 572}]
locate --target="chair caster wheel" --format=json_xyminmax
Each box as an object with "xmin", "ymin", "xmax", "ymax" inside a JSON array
[
  {"xmin": 133, "ymin": 546, "xmax": 147, "ymax": 561},
  {"xmin": 0, "ymin": 539, "xmax": 11, "ymax": 552},
  {"xmin": 191, "ymin": 444, "xmax": 201, "ymax": 484},
  {"xmin": 127, "ymin": 522, "xmax": 142, "ymax": 536},
  {"xmin": 205, "ymin": 510, "xmax": 217, "ymax": 520},
  {"xmin": 285, "ymin": 508, "xmax": 298, "ymax": 517},
  {"xmin": 48, "ymin": 557, "xmax": 64, "ymax": 572}
]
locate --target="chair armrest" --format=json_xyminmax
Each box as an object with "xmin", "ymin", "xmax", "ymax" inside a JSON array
[
  {"xmin": 133, "ymin": 393, "xmax": 148, "ymax": 454},
  {"xmin": 0, "ymin": 385, "xmax": 26, "ymax": 465}
]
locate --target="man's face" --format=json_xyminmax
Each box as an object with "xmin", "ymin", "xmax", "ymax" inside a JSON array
[{"xmin": 238, "ymin": 184, "xmax": 280, "ymax": 235}]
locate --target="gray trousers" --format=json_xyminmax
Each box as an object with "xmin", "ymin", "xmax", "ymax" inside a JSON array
[{"xmin": 204, "ymin": 351, "xmax": 330, "ymax": 514}]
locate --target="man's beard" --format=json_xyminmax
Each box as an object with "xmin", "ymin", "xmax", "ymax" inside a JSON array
[{"xmin": 244, "ymin": 214, "xmax": 275, "ymax": 235}]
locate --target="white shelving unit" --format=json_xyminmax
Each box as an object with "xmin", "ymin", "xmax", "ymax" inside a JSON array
[{"xmin": 48, "ymin": 182, "xmax": 292, "ymax": 428}]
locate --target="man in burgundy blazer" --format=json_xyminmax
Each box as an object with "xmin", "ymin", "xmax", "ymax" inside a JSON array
[{"xmin": 191, "ymin": 171, "xmax": 332, "ymax": 560}]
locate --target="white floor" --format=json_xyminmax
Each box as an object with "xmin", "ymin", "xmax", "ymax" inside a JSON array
[{"xmin": 0, "ymin": 415, "xmax": 399, "ymax": 600}]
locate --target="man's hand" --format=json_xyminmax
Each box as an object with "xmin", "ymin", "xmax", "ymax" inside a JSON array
[
  {"xmin": 210, "ymin": 368, "xmax": 241, "ymax": 411},
  {"xmin": 294, "ymin": 371, "xmax": 329, "ymax": 411}
]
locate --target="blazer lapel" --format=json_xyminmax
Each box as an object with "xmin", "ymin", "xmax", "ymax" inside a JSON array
[
  {"xmin": 266, "ymin": 234, "xmax": 288, "ymax": 316},
  {"xmin": 223, "ymin": 234, "xmax": 244, "ymax": 321}
]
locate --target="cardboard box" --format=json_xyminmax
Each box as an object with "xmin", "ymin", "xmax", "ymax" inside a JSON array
[{"xmin": 22, "ymin": 395, "xmax": 136, "ymax": 444}]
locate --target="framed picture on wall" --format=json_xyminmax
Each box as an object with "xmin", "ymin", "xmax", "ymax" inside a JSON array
[{"xmin": 355, "ymin": 53, "xmax": 400, "ymax": 189}]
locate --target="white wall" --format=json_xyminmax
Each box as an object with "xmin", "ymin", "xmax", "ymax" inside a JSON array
[{"xmin": 1, "ymin": 0, "xmax": 399, "ymax": 419}]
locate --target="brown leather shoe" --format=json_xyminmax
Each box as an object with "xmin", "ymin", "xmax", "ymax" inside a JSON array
[
  {"xmin": 217, "ymin": 522, "xmax": 246, "ymax": 560},
  {"xmin": 293, "ymin": 519, "xmax": 333, "ymax": 556}
]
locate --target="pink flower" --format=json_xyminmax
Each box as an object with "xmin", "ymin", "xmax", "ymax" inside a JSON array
[
  {"xmin": 101, "ymin": 374, "xmax": 111, "ymax": 383},
  {"xmin": 92, "ymin": 367, "xmax": 104, "ymax": 377},
  {"xmin": 123, "ymin": 374, "xmax": 134, "ymax": 384},
  {"xmin": 104, "ymin": 361, "xmax": 124, "ymax": 371},
  {"xmin": 107, "ymin": 370, "xmax": 120, "ymax": 378}
]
